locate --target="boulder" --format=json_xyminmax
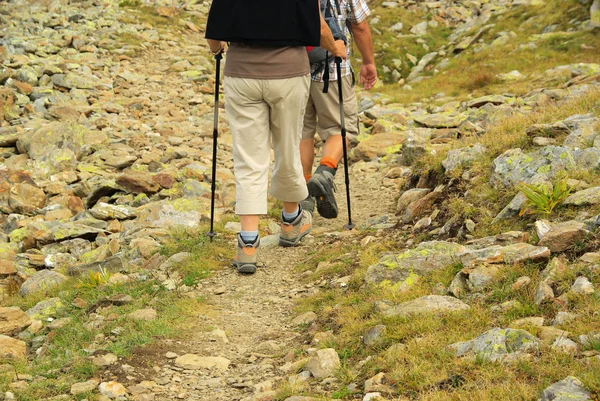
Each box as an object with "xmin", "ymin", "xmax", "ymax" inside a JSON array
[
  {"xmin": 450, "ymin": 328, "xmax": 540, "ymax": 363},
  {"xmin": 539, "ymin": 376, "xmax": 591, "ymax": 401},
  {"xmin": 442, "ymin": 145, "xmax": 486, "ymax": 174},
  {"xmin": 365, "ymin": 241, "xmax": 466, "ymax": 288},
  {"xmin": 353, "ymin": 131, "xmax": 407, "ymax": 161},
  {"xmin": 19, "ymin": 269, "xmax": 67, "ymax": 296}
]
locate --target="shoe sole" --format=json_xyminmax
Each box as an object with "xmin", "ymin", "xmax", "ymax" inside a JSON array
[
  {"xmin": 236, "ymin": 263, "xmax": 257, "ymax": 274},
  {"xmin": 279, "ymin": 228, "xmax": 311, "ymax": 247},
  {"xmin": 307, "ymin": 177, "xmax": 338, "ymax": 219}
]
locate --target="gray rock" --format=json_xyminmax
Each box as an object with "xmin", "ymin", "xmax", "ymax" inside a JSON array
[
  {"xmin": 26, "ymin": 298, "xmax": 63, "ymax": 319},
  {"xmin": 19, "ymin": 270, "xmax": 67, "ymax": 296},
  {"xmin": 571, "ymin": 277, "xmax": 595, "ymax": 294},
  {"xmin": 363, "ymin": 325, "xmax": 386, "ymax": 346},
  {"xmin": 450, "ymin": 328, "xmax": 540, "ymax": 362},
  {"xmin": 365, "ymin": 241, "xmax": 466, "ymax": 287},
  {"xmin": 551, "ymin": 337, "xmax": 578, "ymax": 354},
  {"xmin": 396, "ymin": 188, "xmax": 431, "ymax": 214},
  {"xmin": 442, "ymin": 145, "xmax": 486, "ymax": 174},
  {"xmin": 448, "ymin": 272, "xmax": 468, "ymax": 297},
  {"xmin": 459, "ymin": 243, "xmax": 550, "ymax": 267},
  {"xmin": 494, "ymin": 192, "xmax": 527, "ymax": 220},
  {"xmin": 304, "ymin": 348, "xmax": 340, "ymax": 379},
  {"xmin": 410, "ymin": 21, "xmax": 428, "ymax": 36},
  {"xmin": 553, "ymin": 312, "xmax": 579, "ymax": 326},
  {"xmin": 535, "ymin": 281, "xmax": 555, "ymax": 305},
  {"xmin": 564, "ymin": 187, "xmax": 600, "ymax": 206},
  {"xmin": 407, "ymin": 52, "xmax": 438, "ymax": 81},
  {"xmin": 414, "ymin": 113, "xmax": 466, "ymax": 129},
  {"xmin": 562, "ymin": 114, "xmax": 599, "ymax": 149},
  {"xmin": 384, "ymin": 295, "xmax": 470, "ymax": 317},
  {"xmin": 491, "ymin": 146, "xmax": 600, "ymax": 187},
  {"xmin": 539, "ymin": 376, "xmax": 591, "ymax": 401}
]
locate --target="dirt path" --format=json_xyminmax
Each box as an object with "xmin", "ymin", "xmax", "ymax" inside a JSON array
[{"xmin": 114, "ymin": 165, "xmax": 397, "ymax": 401}]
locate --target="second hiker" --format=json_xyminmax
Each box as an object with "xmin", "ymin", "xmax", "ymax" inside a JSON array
[{"xmin": 300, "ymin": 0, "xmax": 377, "ymax": 218}]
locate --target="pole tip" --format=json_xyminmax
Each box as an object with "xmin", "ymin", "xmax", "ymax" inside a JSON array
[
  {"xmin": 344, "ymin": 223, "xmax": 356, "ymax": 231},
  {"xmin": 207, "ymin": 231, "xmax": 217, "ymax": 242}
]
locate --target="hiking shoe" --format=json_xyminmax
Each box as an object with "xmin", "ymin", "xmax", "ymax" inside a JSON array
[
  {"xmin": 233, "ymin": 234, "xmax": 259, "ymax": 274},
  {"xmin": 279, "ymin": 209, "xmax": 312, "ymax": 247},
  {"xmin": 300, "ymin": 194, "xmax": 315, "ymax": 214},
  {"xmin": 307, "ymin": 170, "xmax": 338, "ymax": 219}
]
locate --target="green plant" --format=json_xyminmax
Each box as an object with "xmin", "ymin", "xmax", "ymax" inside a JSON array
[
  {"xmin": 76, "ymin": 268, "xmax": 111, "ymax": 289},
  {"xmin": 518, "ymin": 176, "xmax": 572, "ymax": 217}
]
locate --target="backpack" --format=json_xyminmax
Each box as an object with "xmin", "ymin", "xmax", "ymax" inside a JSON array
[
  {"xmin": 206, "ymin": 0, "xmax": 321, "ymax": 47},
  {"xmin": 308, "ymin": 0, "xmax": 350, "ymax": 93},
  {"xmin": 307, "ymin": 0, "xmax": 346, "ymax": 64}
]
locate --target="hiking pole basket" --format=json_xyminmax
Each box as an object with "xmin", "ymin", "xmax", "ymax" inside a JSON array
[
  {"xmin": 335, "ymin": 57, "xmax": 355, "ymax": 230},
  {"xmin": 208, "ymin": 49, "xmax": 223, "ymax": 242}
]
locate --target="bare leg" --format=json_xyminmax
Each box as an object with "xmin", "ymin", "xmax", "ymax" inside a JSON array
[
  {"xmin": 300, "ymin": 138, "xmax": 316, "ymax": 177},
  {"xmin": 240, "ymin": 215, "xmax": 259, "ymax": 232}
]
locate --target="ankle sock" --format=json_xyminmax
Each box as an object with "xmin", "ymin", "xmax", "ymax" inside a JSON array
[
  {"xmin": 304, "ymin": 173, "xmax": 312, "ymax": 183},
  {"xmin": 240, "ymin": 230, "xmax": 259, "ymax": 245},
  {"xmin": 320, "ymin": 156, "xmax": 338, "ymax": 170},
  {"xmin": 315, "ymin": 163, "xmax": 337, "ymax": 177},
  {"xmin": 282, "ymin": 206, "xmax": 302, "ymax": 223}
]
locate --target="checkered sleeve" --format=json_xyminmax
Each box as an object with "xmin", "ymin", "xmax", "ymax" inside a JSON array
[{"xmin": 347, "ymin": 0, "xmax": 370, "ymax": 24}]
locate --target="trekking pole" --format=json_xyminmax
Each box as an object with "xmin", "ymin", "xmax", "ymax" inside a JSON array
[
  {"xmin": 335, "ymin": 57, "xmax": 355, "ymax": 230},
  {"xmin": 208, "ymin": 49, "xmax": 223, "ymax": 242}
]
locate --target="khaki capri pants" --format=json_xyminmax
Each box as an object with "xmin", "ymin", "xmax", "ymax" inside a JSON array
[{"xmin": 224, "ymin": 75, "xmax": 310, "ymax": 215}]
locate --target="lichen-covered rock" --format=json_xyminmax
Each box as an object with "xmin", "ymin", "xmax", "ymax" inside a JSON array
[
  {"xmin": 564, "ymin": 186, "xmax": 600, "ymax": 206},
  {"xmin": 491, "ymin": 146, "xmax": 600, "ymax": 187},
  {"xmin": 365, "ymin": 241, "xmax": 466, "ymax": 288},
  {"xmin": 442, "ymin": 144, "xmax": 486, "ymax": 174},
  {"xmin": 383, "ymin": 295, "xmax": 470, "ymax": 317},
  {"xmin": 539, "ymin": 376, "xmax": 591, "ymax": 401},
  {"xmin": 26, "ymin": 298, "xmax": 63, "ymax": 319},
  {"xmin": 450, "ymin": 328, "xmax": 540, "ymax": 362},
  {"xmin": 353, "ymin": 131, "xmax": 407, "ymax": 161},
  {"xmin": 19, "ymin": 269, "xmax": 67, "ymax": 296},
  {"xmin": 414, "ymin": 112, "xmax": 466, "ymax": 129}
]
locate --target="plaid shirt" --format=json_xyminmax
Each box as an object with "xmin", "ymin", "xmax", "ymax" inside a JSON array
[{"xmin": 310, "ymin": 0, "xmax": 371, "ymax": 82}]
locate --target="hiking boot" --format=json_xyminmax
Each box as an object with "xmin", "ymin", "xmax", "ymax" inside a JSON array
[
  {"xmin": 279, "ymin": 209, "xmax": 312, "ymax": 247},
  {"xmin": 307, "ymin": 170, "xmax": 338, "ymax": 219},
  {"xmin": 233, "ymin": 234, "xmax": 259, "ymax": 274},
  {"xmin": 300, "ymin": 194, "xmax": 315, "ymax": 214}
]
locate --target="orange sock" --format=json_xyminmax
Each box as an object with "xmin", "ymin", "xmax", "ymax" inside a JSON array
[
  {"xmin": 320, "ymin": 156, "xmax": 338, "ymax": 170},
  {"xmin": 304, "ymin": 174, "xmax": 312, "ymax": 183}
]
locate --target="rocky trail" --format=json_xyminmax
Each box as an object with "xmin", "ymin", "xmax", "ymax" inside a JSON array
[{"xmin": 1, "ymin": 0, "xmax": 600, "ymax": 400}]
